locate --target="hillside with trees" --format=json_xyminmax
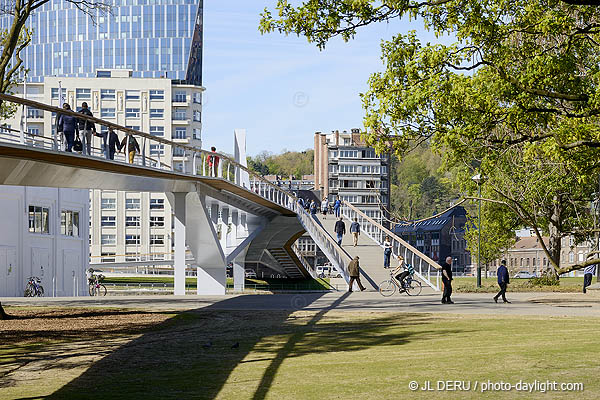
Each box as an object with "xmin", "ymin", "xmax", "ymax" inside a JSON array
[{"xmin": 247, "ymin": 150, "xmax": 313, "ymax": 178}]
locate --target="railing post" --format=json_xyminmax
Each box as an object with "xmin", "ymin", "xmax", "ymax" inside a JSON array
[
  {"xmin": 202, "ymin": 153, "xmax": 206, "ymax": 176},
  {"xmin": 142, "ymin": 137, "xmax": 146, "ymax": 166},
  {"xmin": 182, "ymin": 148, "xmax": 186, "ymax": 173},
  {"xmin": 193, "ymin": 152, "xmax": 197, "ymax": 175}
]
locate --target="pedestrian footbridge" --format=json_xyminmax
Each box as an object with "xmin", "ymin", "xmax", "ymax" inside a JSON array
[{"xmin": 0, "ymin": 93, "xmax": 440, "ymax": 295}]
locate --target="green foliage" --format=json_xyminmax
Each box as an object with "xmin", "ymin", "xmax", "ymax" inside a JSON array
[
  {"xmin": 260, "ymin": 0, "xmax": 600, "ymax": 273},
  {"xmin": 247, "ymin": 149, "xmax": 314, "ymax": 178}
]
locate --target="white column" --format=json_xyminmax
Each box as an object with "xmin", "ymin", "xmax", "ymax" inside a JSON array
[
  {"xmin": 233, "ymin": 260, "xmax": 245, "ymax": 292},
  {"xmin": 173, "ymin": 192, "xmax": 186, "ymax": 295}
]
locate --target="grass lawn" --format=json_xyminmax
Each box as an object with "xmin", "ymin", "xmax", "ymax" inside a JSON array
[
  {"xmin": 1, "ymin": 306, "xmax": 598, "ymax": 399},
  {"xmin": 453, "ymin": 276, "xmax": 585, "ymax": 293}
]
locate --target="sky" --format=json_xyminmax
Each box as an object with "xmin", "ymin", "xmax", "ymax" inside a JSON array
[{"xmin": 201, "ymin": 1, "xmax": 441, "ymax": 156}]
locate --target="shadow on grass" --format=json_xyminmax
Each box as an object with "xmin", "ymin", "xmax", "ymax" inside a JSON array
[{"xmin": 8, "ymin": 294, "xmax": 466, "ymax": 400}]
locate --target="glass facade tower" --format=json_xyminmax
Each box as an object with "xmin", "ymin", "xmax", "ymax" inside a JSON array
[{"xmin": 0, "ymin": 0, "xmax": 203, "ymax": 85}]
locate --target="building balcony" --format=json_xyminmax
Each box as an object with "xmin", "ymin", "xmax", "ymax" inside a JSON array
[{"xmin": 172, "ymin": 119, "xmax": 190, "ymax": 125}]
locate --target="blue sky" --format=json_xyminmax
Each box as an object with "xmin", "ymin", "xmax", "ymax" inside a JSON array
[{"xmin": 202, "ymin": 1, "xmax": 438, "ymax": 156}]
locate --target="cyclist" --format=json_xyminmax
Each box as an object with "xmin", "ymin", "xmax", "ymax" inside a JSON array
[{"xmin": 392, "ymin": 256, "xmax": 414, "ymax": 288}]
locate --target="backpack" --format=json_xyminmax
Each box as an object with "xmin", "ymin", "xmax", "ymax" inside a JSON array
[{"xmin": 406, "ymin": 264, "xmax": 415, "ymax": 275}]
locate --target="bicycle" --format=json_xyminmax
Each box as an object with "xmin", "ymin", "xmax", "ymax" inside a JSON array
[
  {"xmin": 379, "ymin": 272, "xmax": 422, "ymax": 297},
  {"xmin": 24, "ymin": 276, "xmax": 44, "ymax": 297},
  {"xmin": 88, "ymin": 274, "xmax": 107, "ymax": 296}
]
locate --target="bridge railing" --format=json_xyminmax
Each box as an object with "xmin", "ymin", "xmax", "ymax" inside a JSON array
[
  {"xmin": 0, "ymin": 92, "xmax": 297, "ymax": 210},
  {"xmin": 0, "ymin": 93, "xmax": 348, "ymax": 281},
  {"xmin": 340, "ymin": 201, "xmax": 440, "ymax": 291}
]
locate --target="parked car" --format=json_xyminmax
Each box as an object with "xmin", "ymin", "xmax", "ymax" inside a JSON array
[
  {"xmin": 513, "ymin": 271, "xmax": 536, "ymax": 279},
  {"xmin": 315, "ymin": 265, "xmax": 332, "ymax": 278},
  {"xmin": 245, "ymin": 269, "xmax": 257, "ymax": 279}
]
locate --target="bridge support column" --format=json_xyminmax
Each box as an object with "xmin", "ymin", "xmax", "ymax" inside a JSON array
[
  {"xmin": 173, "ymin": 192, "xmax": 187, "ymax": 296},
  {"xmin": 233, "ymin": 258, "xmax": 245, "ymax": 292}
]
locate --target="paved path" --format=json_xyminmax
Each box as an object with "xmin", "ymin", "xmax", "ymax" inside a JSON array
[{"xmin": 3, "ymin": 291, "xmax": 600, "ymax": 318}]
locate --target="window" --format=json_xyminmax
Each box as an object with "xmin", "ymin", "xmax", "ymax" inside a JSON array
[
  {"xmin": 339, "ymin": 150, "xmax": 358, "ymax": 158},
  {"xmin": 569, "ymin": 251, "xmax": 574, "ymax": 263},
  {"xmin": 193, "ymin": 110, "xmax": 201, "ymax": 122},
  {"xmin": 173, "ymin": 147, "xmax": 185, "ymax": 157},
  {"xmin": 126, "ymin": 90, "xmax": 140, "ymax": 100},
  {"xmin": 101, "ymin": 234, "xmax": 116, "ymax": 245},
  {"xmin": 126, "ymin": 216, "xmax": 140, "ymax": 227},
  {"xmin": 329, "ymin": 150, "xmax": 338, "ymax": 158},
  {"xmin": 27, "ymin": 106, "xmax": 43, "ymax": 119},
  {"xmin": 328, "ymin": 165, "xmax": 338, "ymax": 174},
  {"xmin": 51, "ymin": 88, "xmax": 66, "ymax": 99},
  {"xmin": 126, "ymin": 125, "xmax": 140, "ymax": 132},
  {"xmin": 150, "ymin": 144, "xmax": 165, "ymax": 156},
  {"xmin": 173, "ymin": 91, "xmax": 186, "ymax": 102},
  {"xmin": 61, "ymin": 210, "xmax": 80, "ymax": 236},
  {"xmin": 76, "ymin": 88, "xmax": 91, "ymax": 100},
  {"xmin": 193, "ymin": 92, "xmax": 202, "ymax": 104},
  {"xmin": 150, "ymin": 108, "xmax": 164, "ymax": 118},
  {"xmin": 150, "ymin": 198, "xmax": 164, "ymax": 209},
  {"xmin": 97, "ymin": 70, "xmax": 112, "ymax": 78},
  {"xmin": 28, "ymin": 206, "xmax": 50, "ymax": 234},
  {"xmin": 101, "ymin": 198, "xmax": 116, "ymax": 210},
  {"xmin": 101, "ymin": 252, "xmax": 116, "ymax": 262},
  {"xmin": 192, "ymin": 128, "xmax": 201, "ymax": 140},
  {"xmin": 0, "ymin": 124, "xmax": 11, "ymax": 133},
  {"xmin": 174, "ymin": 127, "xmax": 186, "ymax": 139},
  {"xmin": 125, "ymin": 108, "xmax": 140, "ymax": 118},
  {"xmin": 150, "ymin": 235, "xmax": 164, "ymax": 245},
  {"xmin": 173, "ymin": 108, "xmax": 187, "ymax": 120},
  {"xmin": 101, "ymin": 108, "xmax": 115, "ymax": 118},
  {"xmin": 149, "ymin": 90, "xmax": 164, "ymax": 100},
  {"xmin": 101, "ymin": 89, "xmax": 115, "ymax": 99},
  {"xmin": 126, "ymin": 198, "xmax": 140, "ymax": 210},
  {"xmin": 125, "ymin": 253, "xmax": 138, "ymax": 262},
  {"xmin": 101, "ymin": 216, "xmax": 116, "ymax": 227},
  {"xmin": 27, "ymin": 127, "xmax": 40, "ymax": 135},
  {"xmin": 150, "ymin": 216, "xmax": 164, "ymax": 227},
  {"xmin": 150, "ymin": 126, "xmax": 164, "ymax": 137},
  {"xmin": 125, "ymin": 234, "xmax": 141, "ymax": 245}
]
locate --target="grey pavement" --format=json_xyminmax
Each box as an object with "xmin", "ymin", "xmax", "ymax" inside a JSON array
[{"xmin": 3, "ymin": 291, "xmax": 600, "ymax": 318}]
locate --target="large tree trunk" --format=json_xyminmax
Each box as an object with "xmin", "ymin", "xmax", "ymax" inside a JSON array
[
  {"xmin": 0, "ymin": 302, "xmax": 9, "ymax": 320},
  {"xmin": 547, "ymin": 196, "xmax": 563, "ymax": 280}
]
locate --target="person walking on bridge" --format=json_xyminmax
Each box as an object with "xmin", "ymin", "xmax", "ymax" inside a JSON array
[
  {"xmin": 350, "ymin": 217, "xmax": 360, "ymax": 246},
  {"xmin": 383, "ymin": 236, "xmax": 393, "ymax": 268},
  {"xmin": 333, "ymin": 197, "xmax": 342, "ymax": 217},
  {"xmin": 321, "ymin": 197, "xmax": 329, "ymax": 219},
  {"xmin": 334, "ymin": 216, "xmax": 346, "ymax": 246},
  {"xmin": 106, "ymin": 128, "xmax": 122, "ymax": 160},
  {"xmin": 348, "ymin": 256, "xmax": 366, "ymax": 292},
  {"xmin": 121, "ymin": 133, "xmax": 140, "ymax": 164},
  {"xmin": 77, "ymin": 102, "xmax": 96, "ymax": 156},
  {"xmin": 493, "ymin": 260, "xmax": 511, "ymax": 303},
  {"xmin": 57, "ymin": 103, "xmax": 79, "ymax": 152},
  {"xmin": 208, "ymin": 146, "xmax": 220, "ymax": 177}
]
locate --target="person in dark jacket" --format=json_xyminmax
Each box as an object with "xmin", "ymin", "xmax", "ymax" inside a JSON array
[
  {"xmin": 57, "ymin": 103, "xmax": 79, "ymax": 152},
  {"xmin": 441, "ymin": 256, "xmax": 454, "ymax": 304},
  {"xmin": 347, "ymin": 256, "xmax": 366, "ymax": 292},
  {"xmin": 334, "ymin": 217, "xmax": 346, "ymax": 246},
  {"xmin": 106, "ymin": 128, "xmax": 122, "ymax": 160},
  {"xmin": 583, "ymin": 264, "xmax": 597, "ymax": 294},
  {"xmin": 121, "ymin": 133, "xmax": 141, "ymax": 164},
  {"xmin": 77, "ymin": 102, "xmax": 96, "ymax": 155},
  {"xmin": 494, "ymin": 260, "xmax": 511, "ymax": 303}
]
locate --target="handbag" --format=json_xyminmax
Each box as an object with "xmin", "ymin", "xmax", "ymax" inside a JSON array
[{"xmin": 73, "ymin": 134, "xmax": 83, "ymax": 152}]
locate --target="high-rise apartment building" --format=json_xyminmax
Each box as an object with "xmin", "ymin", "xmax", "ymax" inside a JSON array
[
  {"xmin": 314, "ymin": 129, "xmax": 390, "ymax": 224},
  {"xmin": 0, "ymin": 0, "xmax": 204, "ymax": 271},
  {"xmin": 1, "ymin": 0, "xmax": 204, "ymax": 85}
]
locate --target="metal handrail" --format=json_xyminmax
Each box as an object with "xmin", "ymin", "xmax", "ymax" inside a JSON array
[{"xmin": 341, "ymin": 200, "xmax": 440, "ymax": 290}]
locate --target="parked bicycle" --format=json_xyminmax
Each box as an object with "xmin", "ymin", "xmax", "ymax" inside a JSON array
[
  {"xmin": 88, "ymin": 274, "xmax": 107, "ymax": 296},
  {"xmin": 379, "ymin": 271, "xmax": 422, "ymax": 297},
  {"xmin": 24, "ymin": 276, "xmax": 44, "ymax": 297}
]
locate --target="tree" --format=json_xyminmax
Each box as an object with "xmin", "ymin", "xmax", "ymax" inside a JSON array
[
  {"xmin": 0, "ymin": 0, "xmax": 108, "ymax": 97},
  {"xmin": 247, "ymin": 149, "xmax": 314, "ymax": 178},
  {"xmin": 261, "ymin": 0, "xmax": 600, "ymax": 276}
]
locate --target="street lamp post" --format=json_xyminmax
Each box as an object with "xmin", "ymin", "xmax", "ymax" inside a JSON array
[{"xmin": 472, "ymin": 174, "xmax": 485, "ymax": 288}]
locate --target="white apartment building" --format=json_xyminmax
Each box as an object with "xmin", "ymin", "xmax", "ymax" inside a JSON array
[
  {"xmin": 4, "ymin": 70, "xmax": 204, "ymax": 265},
  {"xmin": 314, "ymin": 129, "xmax": 390, "ymax": 224},
  {"xmin": 0, "ymin": 186, "xmax": 89, "ymax": 297}
]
